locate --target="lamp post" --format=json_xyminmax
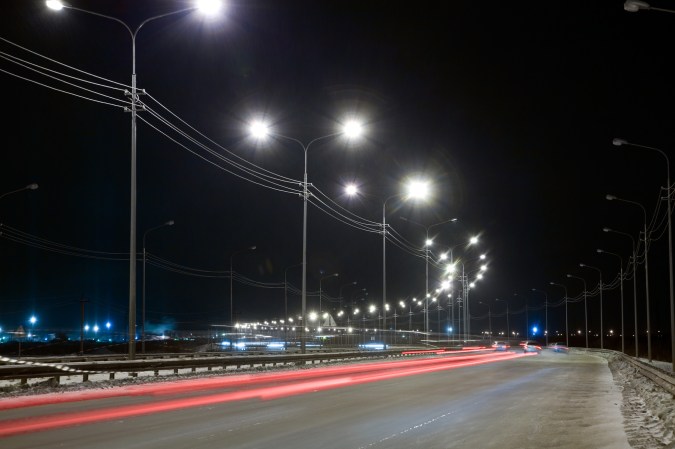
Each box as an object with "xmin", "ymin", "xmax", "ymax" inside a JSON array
[
  {"xmin": 612, "ymin": 138, "xmax": 672, "ymax": 367},
  {"xmin": 0, "ymin": 183, "xmax": 38, "ymax": 201},
  {"xmin": 399, "ymin": 216, "xmax": 458, "ymax": 335},
  {"xmin": 141, "ymin": 219, "xmax": 174, "ymax": 354},
  {"xmin": 229, "ymin": 245, "xmax": 256, "ymax": 327},
  {"xmin": 606, "ymin": 194, "xmax": 651, "ymax": 361},
  {"xmin": 251, "ymin": 121, "xmax": 362, "ymax": 353},
  {"xmin": 549, "ymin": 282, "xmax": 569, "ymax": 347},
  {"xmin": 604, "ymin": 227, "xmax": 639, "ymax": 357},
  {"xmin": 531, "ymin": 288, "xmax": 548, "ymax": 346},
  {"xmin": 623, "ymin": 0, "xmax": 675, "ymax": 13},
  {"xmin": 318, "ymin": 273, "xmax": 339, "ymax": 330},
  {"xmin": 284, "ymin": 262, "xmax": 302, "ymax": 347},
  {"xmin": 495, "ymin": 298, "xmax": 509, "ymax": 343},
  {"xmin": 513, "ymin": 293, "xmax": 528, "ymax": 340},
  {"xmin": 598, "ymin": 248, "xmax": 625, "ymax": 353},
  {"xmin": 48, "ymin": 0, "xmax": 223, "ymax": 359},
  {"xmin": 567, "ymin": 274, "xmax": 588, "ymax": 348},
  {"xmin": 580, "ymin": 263, "xmax": 603, "ymax": 349}
]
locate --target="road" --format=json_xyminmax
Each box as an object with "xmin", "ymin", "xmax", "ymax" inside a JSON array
[{"xmin": 0, "ymin": 350, "xmax": 630, "ymax": 449}]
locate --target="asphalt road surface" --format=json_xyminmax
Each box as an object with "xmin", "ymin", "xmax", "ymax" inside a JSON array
[{"xmin": 0, "ymin": 350, "xmax": 630, "ymax": 449}]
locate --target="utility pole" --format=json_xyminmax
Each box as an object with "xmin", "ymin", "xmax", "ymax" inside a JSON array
[{"xmin": 80, "ymin": 295, "xmax": 89, "ymax": 355}]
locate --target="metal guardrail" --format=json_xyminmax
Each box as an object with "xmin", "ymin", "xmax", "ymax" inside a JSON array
[
  {"xmin": 576, "ymin": 347, "xmax": 675, "ymax": 395},
  {"xmin": 0, "ymin": 350, "xmax": 409, "ymax": 385}
]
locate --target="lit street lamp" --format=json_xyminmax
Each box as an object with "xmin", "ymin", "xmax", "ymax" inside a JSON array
[
  {"xmin": 606, "ymin": 194, "xmax": 652, "ymax": 361},
  {"xmin": 141, "ymin": 220, "xmax": 174, "ymax": 354},
  {"xmin": 598, "ymin": 248, "xmax": 625, "ymax": 354},
  {"xmin": 399, "ymin": 216, "xmax": 458, "ymax": 335},
  {"xmin": 230, "ymin": 245, "xmax": 256, "ymax": 326},
  {"xmin": 603, "ymin": 227, "xmax": 639, "ymax": 357},
  {"xmin": 251, "ymin": 119, "xmax": 362, "ymax": 353},
  {"xmin": 0, "ymin": 183, "xmax": 38, "ymax": 201},
  {"xmin": 47, "ymin": 0, "xmax": 223, "ymax": 359},
  {"xmin": 567, "ymin": 274, "xmax": 588, "ymax": 348},
  {"xmin": 580, "ymin": 263, "xmax": 603, "ymax": 349},
  {"xmin": 549, "ymin": 282, "xmax": 569, "ymax": 347},
  {"xmin": 612, "ymin": 138, "xmax": 672, "ymax": 367}
]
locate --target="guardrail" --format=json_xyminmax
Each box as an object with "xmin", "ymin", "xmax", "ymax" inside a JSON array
[
  {"xmin": 576, "ymin": 347, "xmax": 675, "ymax": 395},
  {"xmin": 0, "ymin": 350, "xmax": 409, "ymax": 386}
]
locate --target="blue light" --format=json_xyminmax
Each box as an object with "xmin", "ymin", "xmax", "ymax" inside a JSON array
[{"xmin": 532, "ymin": 326, "xmax": 538, "ymax": 335}]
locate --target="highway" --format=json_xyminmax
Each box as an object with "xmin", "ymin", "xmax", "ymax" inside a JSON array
[{"xmin": 0, "ymin": 350, "xmax": 631, "ymax": 449}]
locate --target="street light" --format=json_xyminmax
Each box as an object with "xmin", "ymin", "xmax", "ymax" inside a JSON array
[
  {"xmin": 598, "ymin": 248, "xmax": 625, "ymax": 354},
  {"xmin": 549, "ymin": 282, "xmax": 569, "ymax": 347},
  {"xmin": 318, "ymin": 273, "xmax": 339, "ymax": 330},
  {"xmin": 604, "ymin": 227, "xmax": 639, "ymax": 357},
  {"xmin": 531, "ymin": 288, "xmax": 548, "ymax": 346},
  {"xmin": 141, "ymin": 219, "xmax": 174, "ymax": 354},
  {"xmin": 495, "ymin": 298, "xmax": 509, "ymax": 344},
  {"xmin": 230, "ymin": 245, "xmax": 256, "ymax": 326},
  {"xmin": 251, "ymin": 120, "xmax": 362, "ymax": 354},
  {"xmin": 48, "ymin": 0, "xmax": 223, "ymax": 359},
  {"xmin": 580, "ymin": 263, "xmax": 603, "ymax": 349},
  {"xmin": 613, "ymin": 138, "xmax": 672, "ymax": 367},
  {"xmin": 567, "ymin": 274, "xmax": 588, "ymax": 348},
  {"xmin": 606, "ymin": 194, "xmax": 652, "ymax": 361},
  {"xmin": 399, "ymin": 216, "xmax": 458, "ymax": 335},
  {"xmin": 623, "ymin": 0, "xmax": 675, "ymax": 13},
  {"xmin": 0, "ymin": 183, "xmax": 38, "ymax": 201}
]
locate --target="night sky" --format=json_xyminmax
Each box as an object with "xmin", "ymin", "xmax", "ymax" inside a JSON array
[{"xmin": 1, "ymin": 1, "xmax": 673, "ymax": 345}]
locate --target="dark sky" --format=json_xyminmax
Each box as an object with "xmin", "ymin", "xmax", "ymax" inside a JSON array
[{"xmin": 1, "ymin": 0, "xmax": 673, "ymax": 344}]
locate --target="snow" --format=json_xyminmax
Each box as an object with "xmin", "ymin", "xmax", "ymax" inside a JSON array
[{"xmin": 1, "ymin": 350, "xmax": 674, "ymax": 448}]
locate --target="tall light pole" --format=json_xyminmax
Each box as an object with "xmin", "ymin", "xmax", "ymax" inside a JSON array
[
  {"xmin": 549, "ymin": 282, "xmax": 569, "ymax": 347},
  {"xmin": 141, "ymin": 219, "xmax": 174, "ymax": 354},
  {"xmin": 598, "ymin": 248, "xmax": 625, "ymax": 354},
  {"xmin": 251, "ymin": 121, "xmax": 362, "ymax": 354},
  {"xmin": 531, "ymin": 288, "xmax": 548, "ymax": 346},
  {"xmin": 230, "ymin": 245, "xmax": 256, "ymax": 327},
  {"xmin": 607, "ymin": 194, "xmax": 652, "ymax": 361},
  {"xmin": 604, "ymin": 227, "xmax": 639, "ymax": 357},
  {"xmin": 580, "ymin": 263, "xmax": 603, "ymax": 349},
  {"xmin": 612, "ymin": 138, "xmax": 672, "ymax": 367},
  {"xmin": 284, "ymin": 262, "xmax": 302, "ymax": 347},
  {"xmin": 623, "ymin": 0, "xmax": 675, "ymax": 14},
  {"xmin": 567, "ymin": 274, "xmax": 588, "ymax": 348},
  {"xmin": 513, "ymin": 293, "xmax": 528, "ymax": 340},
  {"xmin": 495, "ymin": 298, "xmax": 509, "ymax": 342},
  {"xmin": 399, "ymin": 216, "xmax": 458, "ymax": 335},
  {"xmin": 47, "ymin": 0, "xmax": 224, "ymax": 359},
  {"xmin": 318, "ymin": 273, "xmax": 339, "ymax": 329},
  {"xmin": 0, "ymin": 183, "xmax": 38, "ymax": 201}
]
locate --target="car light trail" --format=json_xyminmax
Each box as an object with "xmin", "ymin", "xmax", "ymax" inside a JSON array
[{"xmin": 0, "ymin": 352, "xmax": 531, "ymax": 436}]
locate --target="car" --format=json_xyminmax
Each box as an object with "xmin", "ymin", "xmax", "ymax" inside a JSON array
[
  {"xmin": 492, "ymin": 341, "xmax": 510, "ymax": 351},
  {"xmin": 548, "ymin": 342, "xmax": 570, "ymax": 353},
  {"xmin": 523, "ymin": 342, "xmax": 542, "ymax": 353}
]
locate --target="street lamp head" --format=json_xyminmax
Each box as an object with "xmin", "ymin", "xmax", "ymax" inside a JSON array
[
  {"xmin": 603, "ymin": 227, "xmax": 612, "ymax": 232},
  {"xmin": 596, "ymin": 248, "xmax": 603, "ymax": 253},
  {"xmin": 45, "ymin": 1, "xmax": 64, "ymax": 11},
  {"xmin": 579, "ymin": 263, "xmax": 586, "ymax": 267},
  {"xmin": 612, "ymin": 137, "xmax": 629, "ymax": 146},
  {"xmin": 249, "ymin": 245, "xmax": 257, "ymax": 250},
  {"xmin": 469, "ymin": 236, "xmax": 479, "ymax": 245},
  {"xmin": 344, "ymin": 183, "xmax": 359, "ymax": 196},
  {"xmin": 606, "ymin": 194, "xmax": 617, "ymax": 201},
  {"xmin": 405, "ymin": 180, "xmax": 429, "ymax": 200},
  {"xmin": 342, "ymin": 120, "xmax": 363, "ymax": 139},
  {"xmin": 566, "ymin": 274, "xmax": 572, "ymax": 278},
  {"xmin": 26, "ymin": 183, "xmax": 39, "ymax": 190},
  {"xmin": 624, "ymin": 0, "xmax": 650, "ymax": 12},
  {"xmin": 425, "ymin": 238, "xmax": 433, "ymax": 247},
  {"xmin": 196, "ymin": 0, "xmax": 224, "ymax": 14},
  {"xmin": 249, "ymin": 120, "xmax": 269, "ymax": 139},
  {"xmin": 165, "ymin": 220, "xmax": 175, "ymax": 226}
]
